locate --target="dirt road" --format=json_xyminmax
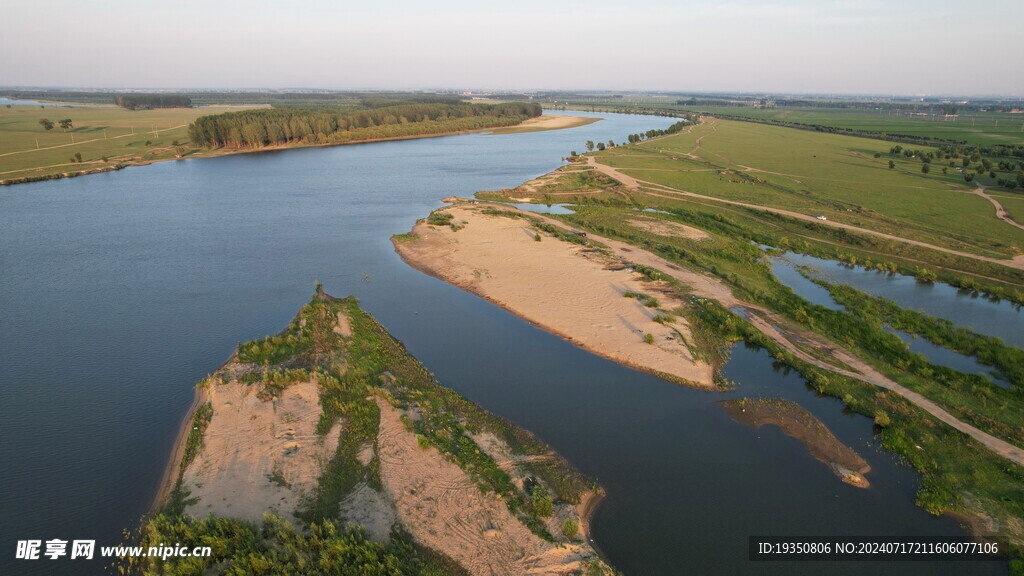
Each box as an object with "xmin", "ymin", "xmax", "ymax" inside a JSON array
[{"xmin": 585, "ymin": 155, "xmax": 1024, "ymax": 271}]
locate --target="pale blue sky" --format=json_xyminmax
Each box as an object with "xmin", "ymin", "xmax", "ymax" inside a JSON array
[{"xmin": 1, "ymin": 0, "xmax": 1020, "ymax": 95}]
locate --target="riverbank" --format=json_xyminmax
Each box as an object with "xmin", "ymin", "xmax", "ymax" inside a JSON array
[
  {"xmin": 146, "ymin": 293, "xmax": 612, "ymax": 575},
  {"xmin": 150, "ymin": 382, "xmax": 208, "ymax": 512},
  {"xmin": 0, "ymin": 110, "xmax": 598, "ymax": 186},
  {"xmin": 393, "ymin": 202, "xmax": 717, "ymax": 387}
]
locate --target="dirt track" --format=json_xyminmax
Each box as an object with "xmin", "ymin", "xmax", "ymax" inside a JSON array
[{"xmin": 585, "ymin": 154, "xmax": 1024, "ymax": 271}]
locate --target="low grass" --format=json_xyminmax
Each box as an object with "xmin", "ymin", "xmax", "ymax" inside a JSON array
[
  {"xmin": 606, "ymin": 120, "xmax": 1024, "ymax": 258},
  {"xmin": 995, "ymin": 194, "xmax": 1024, "ymax": 223},
  {"xmin": 669, "ymin": 105, "xmax": 1024, "ymax": 148},
  {"xmin": 0, "ymin": 104, "xmax": 256, "ymax": 182}
]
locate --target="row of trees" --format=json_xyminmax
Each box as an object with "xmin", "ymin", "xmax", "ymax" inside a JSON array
[
  {"xmin": 582, "ymin": 119, "xmax": 693, "ymax": 152},
  {"xmin": 188, "ymin": 102, "xmax": 542, "ymax": 148},
  {"xmin": 115, "ymin": 94, "xmax": 192, "ymax": 110}
]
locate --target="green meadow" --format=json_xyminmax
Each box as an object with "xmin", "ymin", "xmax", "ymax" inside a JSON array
[
  {"xmin": 671, "ymin": 105, "xmax": 1024, "ymax": 148},
  {"xmin": 601, "ymin": 120, "xmax": 1024, "ymax": 258},
  {"xmin": 0, "ymin": 104, "xmax": 256, "ymax": 182}
]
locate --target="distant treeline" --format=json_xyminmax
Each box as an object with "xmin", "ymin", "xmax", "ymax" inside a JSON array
[
  {"xmin": 115, "ymin": 94, "xmax": 192, "ymax": 110},
  {"xmin": 188, "ymin": 102, "xmax": 542, "ymax": 148}
]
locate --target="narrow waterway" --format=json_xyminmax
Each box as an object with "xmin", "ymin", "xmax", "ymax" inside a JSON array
[{"xmin": 770, "ymin": 254, "xmax": 1015, "ymax": 387}]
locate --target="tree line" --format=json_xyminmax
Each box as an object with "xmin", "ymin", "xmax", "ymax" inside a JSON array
[
  {"xmin": 187, "ymin": 102, "xmax": 542, "ymax": 148},
  {"xmin": 115, "ymin": 94, "xmax": 192, "ymax": 110}
]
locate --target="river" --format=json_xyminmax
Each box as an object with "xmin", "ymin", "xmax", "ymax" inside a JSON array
[{"xmin": 0, "ymin": 111, "xmax": 1001, "ymax": 575}]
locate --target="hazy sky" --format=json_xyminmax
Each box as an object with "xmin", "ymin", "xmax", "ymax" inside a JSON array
[{"xmin": 1, "ymin": 0, "xmax": 1020, "ymax": 95}]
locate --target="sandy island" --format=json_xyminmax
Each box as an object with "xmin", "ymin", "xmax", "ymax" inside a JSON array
[
  {"xmin": 488, "ymin": 115, "xmax": 601, "ymax": 135},
  {"xmin": 721, "ymin": 398, "xmax": 871, "ymax": 488},
  {"xmin": 159, "ymin": 295, "xmax": 610, "ymax": 575},
  {"xmin": 394, "ymin": 202, "xmax": 716, "ymax": 387}
]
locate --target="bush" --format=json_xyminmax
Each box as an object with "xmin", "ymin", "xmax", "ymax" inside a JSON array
[
  {"xmin": 530, "ymin": 486, "xmax": 554, "ymax": 518},
  {"xmin": 561, "ymin": 518, "xmax": 579, "ymax": 539},
  {"xmin": 427, "ymin": 211, "xmax": 454, "ymax": 227},
  {"xmin": 874, "ymin": 411, "xmax": 892, "ymax": 427},
  {"xmin": 643, "ymin": 333, "xmax": 655, "ymax": 345}
]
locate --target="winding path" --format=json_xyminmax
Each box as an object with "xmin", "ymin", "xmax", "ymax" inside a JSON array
[{"xmin": 972, "ymin": 184, "xmax": 1024, "ymax": 232}]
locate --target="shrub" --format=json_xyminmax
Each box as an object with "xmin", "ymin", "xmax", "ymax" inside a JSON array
[
  {"xmin": 530, "ymin": 486, "xmax": 554, "ymax": 518},
  {"xmin": 416, "ymin": 434, "xmax": 431, "ymax": 450},
  {"xmin": 561, "ymin": 518, "xmax": 579, "ymax": 539},
  {"xmin": 427, "ymin": 211, "xmax": 454, "ymax": 226},
  {"xmin": 643, "ymin": 333, "xmax": 655, "ymax": 345},
  {"xmin": 874, "ymin": 411, "xmax": 892, "ymax": 427}
]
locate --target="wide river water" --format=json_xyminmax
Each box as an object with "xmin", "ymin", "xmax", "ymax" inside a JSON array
[{"xmin": 0, "ymin": 111, "xmax": 1003, "ymax": 575}]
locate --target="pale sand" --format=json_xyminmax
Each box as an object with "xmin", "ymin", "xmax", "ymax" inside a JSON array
[
  {"xmin": 181, "ymin": 378, "xmax": 341, "ymax": 522},
  {"xmin": 626, "ymin": 217, "xmax": 710, "ymax": 241},
  {"xmin": 395, "ymin": 204, "xmax": 715, "ymax": 386},
  {"xmin": 489, "ymin": 115, "xmax": 600, "ymax": 135},
  {"xmin": 375, "ymin": 398, "xmax": 597, "ymax": 576}
]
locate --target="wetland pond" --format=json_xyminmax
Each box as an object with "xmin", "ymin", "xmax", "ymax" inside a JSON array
[
  {"xmin": 770, "ymin": 253, "xmax": 1016, "ymax": 388},
  {"xmin": 0, "ymin": 111, "xmax": 1002, "ymax": 575}
]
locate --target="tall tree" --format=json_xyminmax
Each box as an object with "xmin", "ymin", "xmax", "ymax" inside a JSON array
[
  {"xmin": 58, "ymin": 119, "xmax": 73, "ymax": 132},
  {"xmin": 38, "ymin": 118, "xmax": 54, "ymax": 131}
]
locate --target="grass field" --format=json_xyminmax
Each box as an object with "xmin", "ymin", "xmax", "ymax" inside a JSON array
[
  {"xmin": 994, "ymin": 194, "xmax": 1024, "ymax": 223},
  {"xmin": 0, "ymin": 104, "xmax": 258, "ymax": 182},
  {"xmin": 555, "ymin": 97, "xmax": 1024, "ymax": 148},
  {"xmin": 668, "ymin": 106, "xmax": 1024, "ymax": 147},
  {"xmin": 600, "ymin": 119, "xmax": 1024, "ymax": 258}
]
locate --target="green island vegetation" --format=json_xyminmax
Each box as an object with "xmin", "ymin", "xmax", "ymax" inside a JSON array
[
  {"xmin": 474, "ymin": 118, "xmax": 1024, "ymax": 560},
  {"xmin": 187, "ymin": 102, "xmax": 542, "ymax": 148},
  {"xmin": 140, "ymin": 290, "xmax": 610, "ymax": 575}
]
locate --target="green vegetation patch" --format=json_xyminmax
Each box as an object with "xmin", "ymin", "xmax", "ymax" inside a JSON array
[
  {"xmin": 188, "ymin": 102, "xmax": 542, "ymax": 148},
  {"xmin": 129, "ymin": 514, "xmax": 466, "ymax": 576}
]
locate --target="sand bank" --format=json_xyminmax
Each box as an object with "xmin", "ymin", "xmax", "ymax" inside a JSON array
[
  {"xmin": 488, "ymin": 115, "xmax": 601, "ymax": 134},
  {"xmin": 375, "ymin": 397, "xmax": 598, "ymax": 575},
  {"xmin": 181, "ymin": 377, "xmax": 342, "ymax": 521},
  {"xmin": 721, "ymin": 398, "xmax": 871, "ymax": 488},
  {"xmin": 394, "ymin": 203, "xmax": 716, "ymax": 387}
]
